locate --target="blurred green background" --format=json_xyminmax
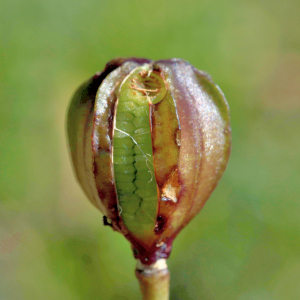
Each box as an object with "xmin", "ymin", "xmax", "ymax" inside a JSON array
[{"xmin": 1, "ymin": 0, "xmax": 300, "ymax": 299}]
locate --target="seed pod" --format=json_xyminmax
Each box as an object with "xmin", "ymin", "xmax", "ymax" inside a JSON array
[{"xmin": 67, "ymin": 58, "xmax": 231, "ymax": 265}]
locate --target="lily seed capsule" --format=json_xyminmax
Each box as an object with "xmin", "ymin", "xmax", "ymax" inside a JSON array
[{"xmin": 67, "ymin": 57, "xmax": 231, "ymax": 264}]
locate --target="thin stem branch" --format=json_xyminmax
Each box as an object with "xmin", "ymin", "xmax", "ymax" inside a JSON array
[{"xmin": 135, "ymin": 259, "xmax": 170, "ymax": 300}]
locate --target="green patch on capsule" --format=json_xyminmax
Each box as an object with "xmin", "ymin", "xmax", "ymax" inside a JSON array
[
  {"xmin": 113, "ymin": 147, "xmax": 134, "ymax": 156},
  {"xmin": 113, "ymin": 137, "xmax": 134, "ymax": 149},
  {"xmin": 132, "ymin": 116, "xmax": 150, "ymax": 128},
  {"xmin": 114, "ymin": 164, "xmax": 135, "ymax": 174},
  {"xmin": 117, "ymin": 112, "xmax": 135, "ymax": 122},
  {"xmin": 112, "ymin": 66, "xmax": 166, "ymax": 238},
  {"xmin": 113, "ymin": 155, "xmax": 135, "ymax": 165},
  {"xmin": 133, "ymin": 106, "xmax": 149, "ymax": 118}
]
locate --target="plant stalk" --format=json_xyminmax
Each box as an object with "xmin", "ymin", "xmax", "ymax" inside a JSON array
[{"xmin": 135, "ymin": 259, "xmax": 170, "ymax": 300}]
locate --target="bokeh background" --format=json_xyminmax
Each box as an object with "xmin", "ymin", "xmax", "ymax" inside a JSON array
[{"xmin": 1, "ymin": 0, "xmax": 300, "ymax": 299}]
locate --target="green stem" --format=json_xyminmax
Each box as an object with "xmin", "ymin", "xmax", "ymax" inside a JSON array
[{"xmin": 135, "ymin": 259, "xmax": 170, "ymax": 300}]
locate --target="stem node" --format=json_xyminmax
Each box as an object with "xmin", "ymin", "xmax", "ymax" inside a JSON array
[{"xmin": 135, "ymin": 259, "xmax": 170, "ymax": 300}]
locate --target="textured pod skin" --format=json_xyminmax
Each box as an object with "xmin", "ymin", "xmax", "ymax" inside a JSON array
[{"xmin": 67, "ymin": 58, "xmax": 231, "ymax": 264}]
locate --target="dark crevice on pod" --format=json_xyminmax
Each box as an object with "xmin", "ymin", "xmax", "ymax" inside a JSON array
[{"xmin": 67, "ymin": 58, "xmax": 231, "ymax": 265}]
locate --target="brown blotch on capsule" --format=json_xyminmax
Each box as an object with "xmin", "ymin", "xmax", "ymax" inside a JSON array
[
  {"xmin": 175, "ymin": 128, "xmax": 181, "ymax": 147},
  {"xmin": 155, "ymin": 215, "xmax": 166, "ymax": 235},
  {"xmin": 161, "ymin": 168, "xmax": 180, "ymax": 203}
]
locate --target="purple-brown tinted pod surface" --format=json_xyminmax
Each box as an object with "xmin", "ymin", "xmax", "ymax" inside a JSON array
[{"xmin": 67, "ymin": 58, "xmax": 231, "ymax": 265}]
